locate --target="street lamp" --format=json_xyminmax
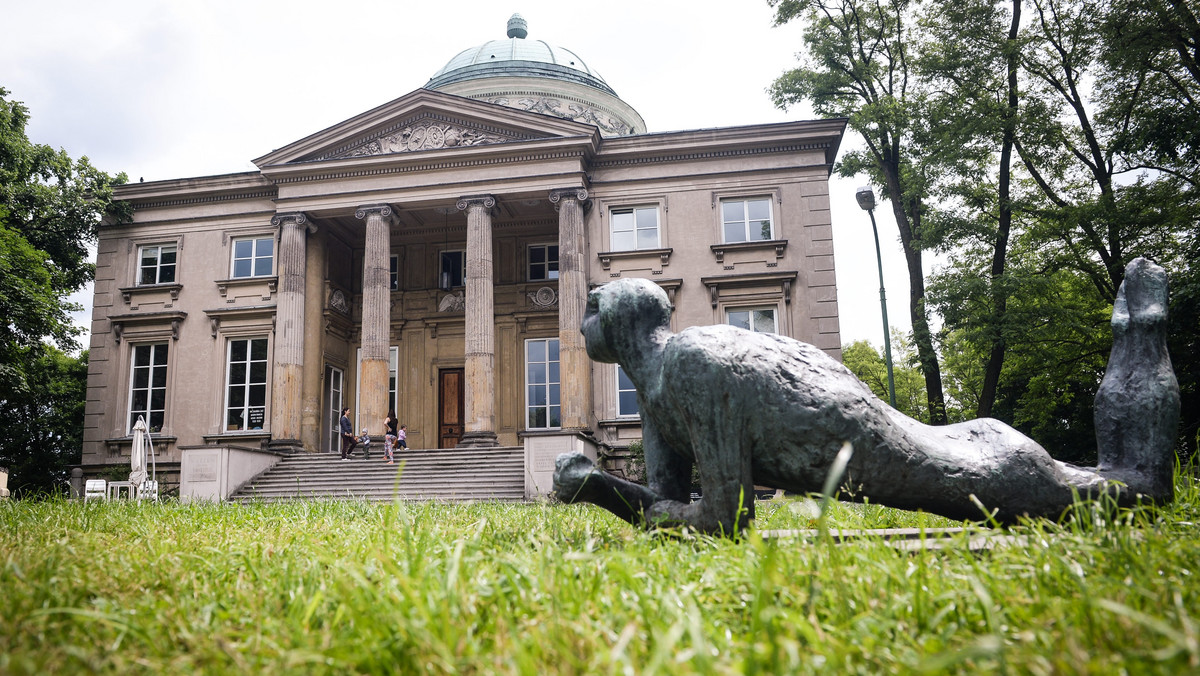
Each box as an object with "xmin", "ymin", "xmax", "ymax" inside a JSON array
[{"xmin": 855, "ymin": 186, "xmax": 897, "ymax": 408}]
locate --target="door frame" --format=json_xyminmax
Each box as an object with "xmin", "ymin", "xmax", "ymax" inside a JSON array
[{"xmin": 438, "ymin": 367, "xmax": 465, "ymax": 449}]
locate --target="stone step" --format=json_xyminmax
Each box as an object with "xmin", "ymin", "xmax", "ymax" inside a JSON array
[{"xmin": 228, "ymin": 446, "xmax": 527, "ymax": 503}]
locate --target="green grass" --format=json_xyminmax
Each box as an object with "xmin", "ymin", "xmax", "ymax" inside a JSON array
[{"xmin": 2, "ymin": 476, "xmax": 1200, "ymax": 674}]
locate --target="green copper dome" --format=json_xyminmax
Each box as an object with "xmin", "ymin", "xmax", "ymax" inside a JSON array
[{"xmin": 426, "ymin": 14, "xmax": 616, "ymax": 96}]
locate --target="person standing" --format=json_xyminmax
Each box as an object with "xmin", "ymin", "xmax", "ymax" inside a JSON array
[
  {"xmin": 384, "ymin": 410, "xmax": 398, "ymax": 465},
  {"xmin": 339, "ymin": 407, "xmax": 356, "ymax": 460}
]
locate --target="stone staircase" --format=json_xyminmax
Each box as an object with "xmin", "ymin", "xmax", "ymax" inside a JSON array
[{"xmin": 229, "ymin": 446, "xmax": 527, "ymax": 503}]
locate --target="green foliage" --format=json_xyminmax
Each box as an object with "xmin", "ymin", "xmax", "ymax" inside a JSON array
[
  {"xmin": 769, "ymin": 0, "xmax": 950, "ymax": 423},
  {"xmin": 0, "ymin": 87, "xmax": 127, "ymax": 494},
  {"xmin": 842, "ymin": 337, "xmax": 938, "ymax": 422},
  {"xmin": 0, "ymin": 348, "xmax": 88, "ymax": 496},
  {"xmin": 3, "ymin": 487, "xmax": 1200, "ymax": 673},
  {"xmin": 770, "ymin": 0, "xmax": 1198, "ymax": 453}
]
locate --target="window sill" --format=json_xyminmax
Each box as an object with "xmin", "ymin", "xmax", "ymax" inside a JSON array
[
  {"xmin": 119, "ymin": 283, "xmax": 182, "ymax": 306},
  {"xmin": 215, "ymin": 276, "xmax": 277, "ymax": 300},
  {"xmin": 598, "ymin": 418, "xmax": 642, "ymax": 429},
  {"xmin": 710, "ymin": 239, "xmax": 788, "ymax": 264},
  {"xmin": 202, "ymin": 431, "xmax": 272, "ymax": 448},
  {"xmin": 105, "ymin": 435, "xmax": 178, "ymax": 454},
  {"xmin": 597, "ymin": 248, "xmax": 673, "ymax": 270}
]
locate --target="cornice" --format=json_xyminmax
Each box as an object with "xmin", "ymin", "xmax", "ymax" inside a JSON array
[
  {"xmin": 263, "ymin": 137, "xmax": 595, "ymax": 186},
  {"xmin": 591, "ymin": 142, "xmax": 832, "ymax": 169},
  {"xmin": 253, "ymin": 88, "xmax": 599, "ymax": 167},
  {"xmin": 127, "ymin": 189, "xmax": 278, "ymax": 212}
]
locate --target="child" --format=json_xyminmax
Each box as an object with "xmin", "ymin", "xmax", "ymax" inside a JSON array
[
  {"xmin": 397, "ymin": 424, "xmax": 408, "ymax": 452},
  {"xmin": 358, "ymin": 428, "xmax": 371, "ymax": 459}
]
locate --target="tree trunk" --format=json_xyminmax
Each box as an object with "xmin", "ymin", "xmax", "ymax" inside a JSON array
[{"xmin": 978, "ymin": 0, "xmax": 1022, "ymax": 419}]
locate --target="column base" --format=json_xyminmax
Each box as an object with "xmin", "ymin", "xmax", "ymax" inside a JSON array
[
  {"xmin": 456, "ymin": 431, "xmax": 499, "ymax": 448},
  {"xmin": 267, "ymin": 438, "xmax": 305, "ymax": 454}
]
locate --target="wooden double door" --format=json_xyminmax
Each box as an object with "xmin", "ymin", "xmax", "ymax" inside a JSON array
[{"xmin": 438, "ymin": 368, "xmax": 464, "ymax": 449}]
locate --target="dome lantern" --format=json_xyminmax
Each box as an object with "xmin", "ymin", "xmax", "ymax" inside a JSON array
[{"xmin": 506, "ymin": 13, "xmax": 528, "ymax": 39}]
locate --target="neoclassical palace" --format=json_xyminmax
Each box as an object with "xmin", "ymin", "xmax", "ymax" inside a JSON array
[{"xmin": 82, "ymin": 16, "xmax": 846, "ymax": 495}]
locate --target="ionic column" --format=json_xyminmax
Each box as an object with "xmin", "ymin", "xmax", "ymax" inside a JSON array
[
  {"xmin": 550, "ymin": 188, "xmax": 593, "ymax": 431},
  {"xmin": 457, "ymin": 195, "xmax": 499, "ymax": 447},
  {"xmin": 269, "ymin": 212, "xmax": 316, "ymax": 450},
  {"xmin": 356, "ymin": 204, "xmax": 394, "ymax": 435}
]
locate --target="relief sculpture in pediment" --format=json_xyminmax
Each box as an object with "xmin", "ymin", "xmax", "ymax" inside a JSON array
[
  {"xmin": 487, "ymin": 96, "xmax": 631, "ymax": 136},
  {"xmin": 337, "ymin": 122, "xmax": 514, "ymax": 159}
]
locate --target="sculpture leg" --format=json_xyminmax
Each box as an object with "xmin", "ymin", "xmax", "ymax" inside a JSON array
[
  {"xmin": 554, "ymin": 452, "xmax": 673, "ymax": 526},
  {"xmin": 1094, "ymin": 258, "xmax": 1180, "ymax": 501}
]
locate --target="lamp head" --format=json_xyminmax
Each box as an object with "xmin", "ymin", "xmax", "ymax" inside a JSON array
[{"xmin": 855, "ymin": 186, "xmax": 876, "ymax": 212}]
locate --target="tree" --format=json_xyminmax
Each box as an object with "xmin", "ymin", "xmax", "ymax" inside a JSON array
[
  {"xmin": 0, "ymin": 348, "xmax": 88, "ymax": 496},
  {"xmin": 769, "ymin": 0, "xmax": 950, "ymax": 424},
  {"xmin": 917, "ymin": 0, "xmax": 1025, "ymax": 418},
  {"xmin": 0, "ymin": 87, "xmax": 127, "ymax": 493},
  {"xmin": 841, "ymin": 335, "xmax": 936, "ymax": 422}
]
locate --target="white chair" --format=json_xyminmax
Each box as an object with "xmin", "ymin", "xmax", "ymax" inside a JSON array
[
  {"xmin": 107, "ymin": 481, "xmax": 133, "ymax": 500},
  {"xmin": 136, "ymin": 480, "xmax": 159, "ymax": 501},
  {"xmin": 84, "ymin": 479, "xmax": 107, "ymax": 502}
]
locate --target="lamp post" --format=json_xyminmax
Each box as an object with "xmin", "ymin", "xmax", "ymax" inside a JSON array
[{"xmin": 855, "ymin": 186, "xmax": 897, "ymax": 408}]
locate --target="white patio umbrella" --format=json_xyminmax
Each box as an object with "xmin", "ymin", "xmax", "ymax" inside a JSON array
[{"xmin": 130, "ymin": 416, "xmax": 149, "ymax": 490}]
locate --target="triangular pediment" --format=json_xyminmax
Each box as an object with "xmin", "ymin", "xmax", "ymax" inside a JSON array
[{"xmin": 254, "ymin": 89, "xmax": 598, "ymax": 168}]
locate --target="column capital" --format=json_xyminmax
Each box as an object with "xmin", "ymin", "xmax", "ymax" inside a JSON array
[
  {"xmin": 354, "ymin": 204, "xmax": 395, "ymax": 221},
  {"xmin": 271, "ymin": 211, "xmax": 317, "ymax": 233},
  {"xmin": 549, "ymin": 187, "xmax": 589, "ymax": 205},
  {"xmin": 456, "ymin": 195, "xmax": 496, "ymax": 212}
]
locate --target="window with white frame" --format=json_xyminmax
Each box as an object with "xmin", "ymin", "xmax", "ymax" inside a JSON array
[
  {"xmin": 526, "ymin": 338, "xmax": 561, "ymax": 429},
  {"xmin": 354, "ymin": 346, "xmax": 399, "ymax": 428},
  {"xmin": 610, "ymin": 206, "xmax": 659, "ymax": 251},
  {"xmin": 721, "ymin": 197, "xmax": 774, "ymax": 243},
  {"xmin": 388, "ymin": 347, "xmax": 398, "ymax": 415},
  {"xmin": 616, "ymin": 365, "xmax": 639, "ymax": 418},
  {"xmin": 528, "ymin": 244, "xmax": 559, "ymax": 281},
  {"xmin": 390, "ymin": 254, "xmax": 400, "ymax": 291},
  {"xmin": 138, "ymin": 244, "xmax": 177, "ymax": 285},
  {"xmin": 225, "ymin": 337, "xmax": 268, "ymax": 431},
  {"xmin": 440, "ymin": 250, "xmax": 466, "ymax": 289},
  {"xmin": 129, "ymin": 343, "xmax": 168, "ymax": 433},
  {"xmin": 727, "ymin": 307, "xmax": 778, "ymax": 334},
  {"xmin": 231, "ymin": 236, "xmax": 274, "ymax": 278}
]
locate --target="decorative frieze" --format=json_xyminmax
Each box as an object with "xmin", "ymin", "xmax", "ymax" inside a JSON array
[
  {"xmin": 487, "ymin": 96, "xmax": 631, "ymax": 135},
  {"xmin": 335, "ymin": 121, "xmax": 514, "ymax": 159}
]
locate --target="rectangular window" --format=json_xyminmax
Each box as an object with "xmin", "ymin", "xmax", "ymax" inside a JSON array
[
  {"xmin": 528, "ymin": 244, "xmax": 559, "ymax": 281},
  {"xmin": 354, "ymin": 346, "xmax": 399, "ymax": 429},
  {"xmin": 138, "ymin": 245, "xmax": 176, "ymax": 285},
  {"xmin": 129, "ymin": 343, "xmax": 168, "ymax": 433},
  {"xmin": 440, "ymin": 250, "xmax": 466, "ymax": 289},
  {"xmin": 231, "ymin": 237, "xmax": 274, "ymax": 278},
  {"xmin": 721, "ymin": 198, "xmax": 774, "ymax": 243},
  {"xmin": 389, "ymin": 346, "xmax": 398, "ymax": 415},
  {"xmin": 616, "ymin": 365, "xmax": 639, "ymax": 418},
  {"xmin": 727, "ymin": 307, "xmax": 778, "ymax": 334},
  {"xmin": 526, "ymin": 338, "xmax": 561, "ymax": 429},
  {"xmin": 225, "ymin": 337, "xmax": 268, "ymax": 431},
  {"xmin": 390, "ymin": 254, "xmax": 399, "ymax": 291},
  {"xmin": 610, "ymin": 206, "xmax": 659, "ymax": 251}
]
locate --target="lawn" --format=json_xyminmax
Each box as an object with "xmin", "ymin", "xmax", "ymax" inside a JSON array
[{"xmin": 2, "ymin": 473, "xmax": 1199, "ymax": 674}]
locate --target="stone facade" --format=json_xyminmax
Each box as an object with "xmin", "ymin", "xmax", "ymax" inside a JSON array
[{"xmin": 82, "ymin": 87, "xmax": 846, "ymax": 490}]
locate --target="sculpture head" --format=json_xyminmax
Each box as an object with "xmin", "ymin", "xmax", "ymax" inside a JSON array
[{"xmin": 581, "ymin": 278, "xmax": 672, "ymax": 364}]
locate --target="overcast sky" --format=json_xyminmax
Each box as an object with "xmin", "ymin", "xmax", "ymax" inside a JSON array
[{"xmin": 2, "ymin": 0, "xmax": 918, "ymax": 349}]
